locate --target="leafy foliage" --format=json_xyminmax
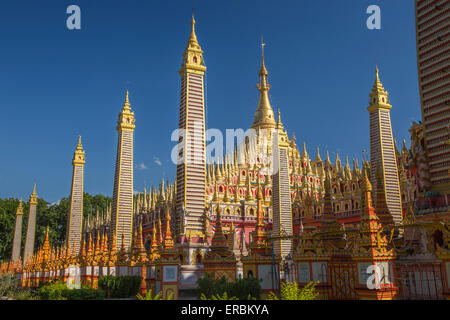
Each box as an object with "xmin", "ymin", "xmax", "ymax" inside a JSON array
[
  {"xmin": 0, "ymin": 273, "xmax": 18, "ymax": 298},
  {"xmin": 38, "ymin": 282, "xmax": 69, "ymax": 300},
  {"xmin": 0, "ymin": 274, "xmax": 39, "ymax": 300},
  {"xmin": 136, "ymin": 289, "xmax": 174, "ymax": 300},
  {"xmin": 98, "ymin": 275, "xmax": 141, "ymax": 298},
  {"xmin": 267, "ymin": 281, "xmax": 319, "ymax": 300},
  {"xmin": 38, "ymin": 281, "xmax": 105, "ymax": 300},
  {"xmin": 197, "ymin": 274, "xmax": 261, "ymax": 300},
  {"xmin": 200, "ymin": 292, "xmax": 239, "ymax": 300},
  {"xmin": 10, "ymin": 288, "xmax": 39, "ymax": 300},
  {"xmin": 0, "ymin": 193, "xmax": 111, "ymax": 262}
]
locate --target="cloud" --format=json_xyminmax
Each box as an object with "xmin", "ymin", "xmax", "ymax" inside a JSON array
[
  {"xmin": 153, "ymin": 157, "xmax": 162, "ymax": 166},
  {"xmin": 138, "ymin": 162, "xmax": 148, "ymax": 170}
]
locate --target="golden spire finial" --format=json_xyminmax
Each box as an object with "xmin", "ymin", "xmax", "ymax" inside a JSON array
[
  {"xmin": 73, "ymin": 135, "xmax": 85, "ymax": 166},
  {"xmin": 257, "ymin": 179, "xmax": 263, "ymax": 200},
  {"xmin": 335, "ymin": 152, "xmax": 341, "ymax": 166},
  {"xmin": 188, "ymin": 14, "xmax": 198, "ymax": 45},
  {"xmin": 261, "ymin": 36, "xmax": 265, "ymax": 53},
  {"xmin": 180, "ymin": 14, "xmax": 205, "ymax": 75},
  {"xmin": 123, "ymin": 89, "xmax": 130, "ymax": 110},
  {"xmin": 260, "ymin": 35, "xmax": 267, "ymax": 74},
  {"xmin": 291, "ymin": 132, "xmax": 297, "ymax": 146},
  {"xmin": 252, "ymin": 38, "xmax": 276, "ymax": 130},
  {"xmin": 76, "ymin": 135, "xmax": 83, "ymax": 151},
  {"xmin": 315, "ymin": 147, "xmax": 322, "ymax": 162},
  {"xmin": 373, "ymin": 65, "xmax": 384, "ymax": 90},
  {"xmin": 16, "ymin": 198, "xmax": 23, "ymax": 216},
  {"xmin": 302, "ymin": 142, "xmax": 308, "ymax": 159},
  {"xmin": 369, "ymin": 65, "xmax": 391, "ymax": 111},
  {"xmin": 306, "ymin": 158, "xmax": 312, "ymax": 175},
  {"xmin": 362, "ymin": 167, "xmax": 372, "ymax": 192},
  {"xmin": 277, "ymin": 109, "xmax": 284, "ymax": 130},
  {"xmin": 30, "ymin": 184, "xmax": 38, "ymax": 205},
  {"xmin": 117, "ymin": 88, "xmax": 135, "ymax": 131}
]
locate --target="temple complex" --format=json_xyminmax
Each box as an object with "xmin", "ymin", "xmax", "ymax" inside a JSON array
[{"xmin": 2, "ymin": 5, "xmax": 450, "ymax": 300}]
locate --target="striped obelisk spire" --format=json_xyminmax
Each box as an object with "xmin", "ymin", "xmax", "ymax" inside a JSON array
[
  {"xmin": 110, "ymin": 90, "xmax": 135, "ymax": 250},
  {"xmin": 66, "ymin": 136, "xmax": 85, "ymax": 254},
  {"xmin": 11, "ymin": 199, "xmax": 24, "ymax": 262},
  {"xmin": 272, "ymin": 111, "xmax": 293, "ymax": 259},
  {"xmin": 175, "ymin": 15, "xmax": 207, "ymax": 240},
  {"xmin": 23, "ymin": 185, "xmax": 38, "ymax": 263},
  {"xmin": 368, "ymin": 67, "xmax": 402, "ymax": 226},
  {"xmin": 415, "ymin": 0, "xmax": 450, "ymax": 190}
]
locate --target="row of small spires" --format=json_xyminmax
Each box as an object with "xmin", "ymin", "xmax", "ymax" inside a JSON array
[
  {"xmin": 85, "ymin": 151, "xmax": 410, "ymax": 232},
  {"xmin": 132, "ymin": 135, "xmax": 410, "ymax": 208},
  {"xmin": 206, "ymin": 152, "xmax": 366, "ymax": 184},
  {"xmin": 130, "ymin": 159, "xmax": 405, "ymax": 218},
  {"xmin": 22, "ymin": 216, "xmax": 175, "ymax": 268},
  {"xmin": 131, "ymin": 148, "xmax": 368, "ymax": 204},
  {"xmin": 133, "ymin": 180, "xmax": 175, "ymax": 215}
]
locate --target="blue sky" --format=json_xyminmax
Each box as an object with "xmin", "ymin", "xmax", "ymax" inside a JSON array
[{"xmin": 0, "ymin": 0, "xmax": 420, "ymax": 203}]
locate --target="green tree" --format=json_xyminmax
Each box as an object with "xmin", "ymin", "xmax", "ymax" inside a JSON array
[
  {"xmin": 0, "ymin": 193, "xmax": 111, "ymax": 262},
  {"xmin": 200, "ymin": 292, "xmax": 239, "ymax": 300}
]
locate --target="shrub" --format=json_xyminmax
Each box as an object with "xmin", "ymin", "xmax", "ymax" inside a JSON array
[
  {"xmin": 98, "ymin": 275, "xmax": 141, "ymax": 298},
  {"xmin": 200, "ymin": 292, "xmax": 239, "ymax": 300},
  {"xmin": 38, "ymin": 281, "xmax": 105, "ymax": 300},
  {"xmin": 38, "ymin": 282, "xmax": 67, "ymax": 300},
  {"xmin": 227, "ymin": 277, "xmax": 261, "ymax": 300},
  {"xmin": 136, "ymin": 289, "xmax": 173, "ymax": 300},
  {"xmin": 0, "ymin": 274, "xmax": 39, "ymax": 300},
  {"xmin": 0, "ymin": 274, "xmax": 18, "ymax": 298},
  {"xmin": 11, "ymin": 288, "xmax": 39, "ymax": 300},
  {"xmin": 267, "ymin": 281, "xmax": 319, "ymax": 300},
  {"xmin": 197, "ymin": 274, "xmax": 227, "ymax": 299},
  {"xmin": 64, "ymin": 286, "xmax": 105, "ymax": 300},
  {"xmin": 197, "ymin": 274, "xmax": 261, "ymax": 300}
]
